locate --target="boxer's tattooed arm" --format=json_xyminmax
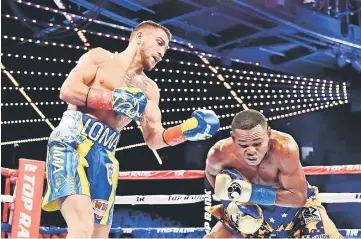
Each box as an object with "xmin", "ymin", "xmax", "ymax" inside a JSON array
[{"xmin": 121, "ymin": 72, "xmax": 150, "ymax": 96}]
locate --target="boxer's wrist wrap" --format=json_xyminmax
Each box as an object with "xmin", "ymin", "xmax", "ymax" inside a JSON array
[
  {"xmin": 250, "ymin": 184, "xmax": 277, "ymax": 206},
  {"xmin": 162, "ymin": 130, "xmax": 170, "ymax": 146},
  {"xmin": 162, "ymin": 125, "xmax": 187, "ymax": 146},
  {"xmin": 86, "ymin": 88, "xmax": 112, "ymax": 110},
  {"xmin": 85, "ymin": 87, "xmax": 91, "ymax": 107}
]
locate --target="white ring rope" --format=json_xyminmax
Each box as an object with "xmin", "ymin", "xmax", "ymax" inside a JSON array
[
  {"xmin": 318, "ymin": 193, "xmax": 361, "ymax": 203},
  {"xmin": 118, "ymin": 227, "xmax": 203, "ymax": 233},
  {"xmin": 2, "ymin": 193, "xmax": 361, "ymax": 204}
]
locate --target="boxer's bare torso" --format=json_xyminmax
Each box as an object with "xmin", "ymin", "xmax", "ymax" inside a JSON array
[
  {"xmin": 205, "ymin": 130, "xmax": 341, "ymax": 239},
  {"xmin": 206, "ymin": 130, "xmax": 297, "ymax": 188},
  {"xmin": 68, "ymin": 49, "xmax": 157, "ymax": 132}
]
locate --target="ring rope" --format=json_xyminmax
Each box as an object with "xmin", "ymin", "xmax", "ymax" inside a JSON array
[
  {"xmin": 1, "ymin": 223, "xmax": 360, "ymax": 237},
  {"xmin": 2, "ymin": 193, "xmax": 361, "ymax": 204},
  {"xmin": 1, "ymin": 164, "xmax": 361, "ymax": 180},
  {"xmin": 0, "ymin": 223, "xmax": 203, "ymax": 234},
  {"xmin": 2, "ymin": 163, "xmax": 361, "ymax": 238}
]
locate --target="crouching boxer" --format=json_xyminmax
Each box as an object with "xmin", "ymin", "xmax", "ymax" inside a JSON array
[{"xmin": 204, "ymin": 110, "xmax": 342, "ymax": 238}]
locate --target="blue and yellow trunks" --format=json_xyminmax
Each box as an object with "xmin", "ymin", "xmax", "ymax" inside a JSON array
[
  {"xmin": 211, "ymin": 185, "xmax": 343, "ymax": 238},
  {"xmin": 42, "ymin": 110, "xmax": 120, "ymax": 225}
]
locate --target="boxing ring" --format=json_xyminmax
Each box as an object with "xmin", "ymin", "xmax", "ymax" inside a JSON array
[{"xmin": 1, "ymin": 159, "xmax": 361, "ymax": 238}]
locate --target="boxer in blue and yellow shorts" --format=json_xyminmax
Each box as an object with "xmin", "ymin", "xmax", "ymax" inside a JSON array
[
  {"xmin": 44, "ymin": 22, "xmax": 220, "ymax": 238},
  {"xmin": 42, "ymin": 110, "xmax": 120, "ymax": 225}
]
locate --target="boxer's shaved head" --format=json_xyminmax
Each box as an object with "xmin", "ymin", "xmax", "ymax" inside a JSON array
[
  {"xmin": 130, "ymin": 20, "xmax": 172, "ymax": 41},
  {"xmin": 231, "ymin": 109, "xmax": 267, "ymax": 131}
]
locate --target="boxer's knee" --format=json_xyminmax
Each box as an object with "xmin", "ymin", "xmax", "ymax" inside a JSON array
[
  {"xmin": 203, "ymin": 233, "xmax": 214, "ymax": 238},
  {"xmin": 204, "ymin": 221, "xmax": 237, "ymax": 238},
  {"xmin": 58, "ymin": 195, "xmax": 94, "ymax": 237},
  {"xmin": 319, "ymin": 207, "xmax": 343, "ymax": 238},
  {"xmin": 68, "ymin": 220, "xmax": 94, "ymax": 238},
  {"xmin": 204, "ymin": 230, "xmax": 223, "ymax": 239},
  {"xmin": 204, "ymin": 230, "xmax": 237, "ymax": 239},
  {"xmin": 92, "ymin": 224, "xmax": 111, "ymax": 238}
]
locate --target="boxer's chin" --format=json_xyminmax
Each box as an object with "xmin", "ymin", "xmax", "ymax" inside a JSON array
[
  {"xmin": 142, "ymin": 58, "xmax": 153, "ymax": 71},
  {"xmin": 144, "ymin": 65, "xmax": 152, "ymax": 71},
  {"xmin": 244, "ymin": 157, "xmax": 262, "ymax": 166}
]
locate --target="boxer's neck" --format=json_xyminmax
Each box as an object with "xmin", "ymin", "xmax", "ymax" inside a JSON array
[{"xmin": 115, "ymin": 46, "xmax": 144, "ymax": 74}]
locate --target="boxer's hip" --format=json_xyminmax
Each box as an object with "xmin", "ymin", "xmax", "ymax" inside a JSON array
[
  {"xmin": 49, "ymin": 110, "xmax": 120, "ymax": 152},
  {"xmin": 257, "ymin": 183, "xmax": 324, "ymax": 237},
  {"xmin": 42, "ymin": 110, "xmax": 120, "ymax": 213}
]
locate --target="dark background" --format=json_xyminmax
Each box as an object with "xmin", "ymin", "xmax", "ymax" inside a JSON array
[{"xmin": 1, "ymin": 0, "xmax": 361, "ymax": 233}]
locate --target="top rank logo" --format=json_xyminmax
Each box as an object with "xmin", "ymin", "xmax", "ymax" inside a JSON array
[{"xmin": 302, "ymin": 206, "xmax": 321, "ymax": 224}]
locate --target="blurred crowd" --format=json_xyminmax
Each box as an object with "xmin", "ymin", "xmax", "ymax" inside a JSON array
[{"xmin": 36, "ymin": 209, "xmax": 204, "ymax": 238}]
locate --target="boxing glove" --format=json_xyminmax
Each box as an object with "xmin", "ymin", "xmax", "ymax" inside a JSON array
[
  {"xmin": 215, "ymin": 169, "xmax": 277, "ymax": 206},
  {"xmin": 162, "ymin": 109, "xmax": 220, "ymax": 146},
  {"xmin": 86, "ymin": 87, "xmax": 147, "ymax": 121}
]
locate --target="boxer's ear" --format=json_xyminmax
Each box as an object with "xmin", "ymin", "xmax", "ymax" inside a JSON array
[
  {"xmin": 267, "ymin": 127, "xmax": 271, "ymax": 137},
  {"xmin": 136, "ymin": 32, "xmax": 143, "ymax": 45},
  {"xmin": 231, "ymin": 131, "xmax": 236, "ymax": 142}
]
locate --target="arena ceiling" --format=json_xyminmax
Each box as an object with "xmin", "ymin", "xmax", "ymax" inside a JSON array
[
  {"xmin": 51, "ymin": 0, "xmax": 361, "ymax": 76},
  {"xmin": 1, "ymin": 0, "xmax": 360, "ymax": 166}
]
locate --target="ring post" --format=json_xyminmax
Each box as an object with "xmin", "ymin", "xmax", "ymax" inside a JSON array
[{"xmin": 10, "ymin": 159, "xmax": 45, "ymax": 238}]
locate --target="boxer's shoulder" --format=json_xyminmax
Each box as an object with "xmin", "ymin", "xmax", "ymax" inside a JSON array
[
  {"xmin": 86, "ymin": 47, "xmax": 114, "ymax": 63},
  {"xmin": 214, "ymin": 137, "xmax": 235, "ymax": 154},
  {"xmin": 207, "ymin": 138, "xmax": 236, "ymax": 164},
  {"xmin": 270, "ymin": 130, "xmax": 299, "ymax": 160}
]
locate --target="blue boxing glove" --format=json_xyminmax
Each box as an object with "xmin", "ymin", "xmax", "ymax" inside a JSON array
[
  {"xmin": 111, "ymin": 88, "xmax": 147, "ymax": 121},
  {"xmin": 182, "ymin": 110, "xmax": 220, "ymax": 141},
  {"xmin": 215, "ymin": 169, "xmax": 277, "ymax": 206},
  {"xmin": 86, "ymin": 87, "xmax": 147, "ymax": 121},
  {"xmin": 163, "ymin": 109, "xmax": 220, "ymax": 146}
]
